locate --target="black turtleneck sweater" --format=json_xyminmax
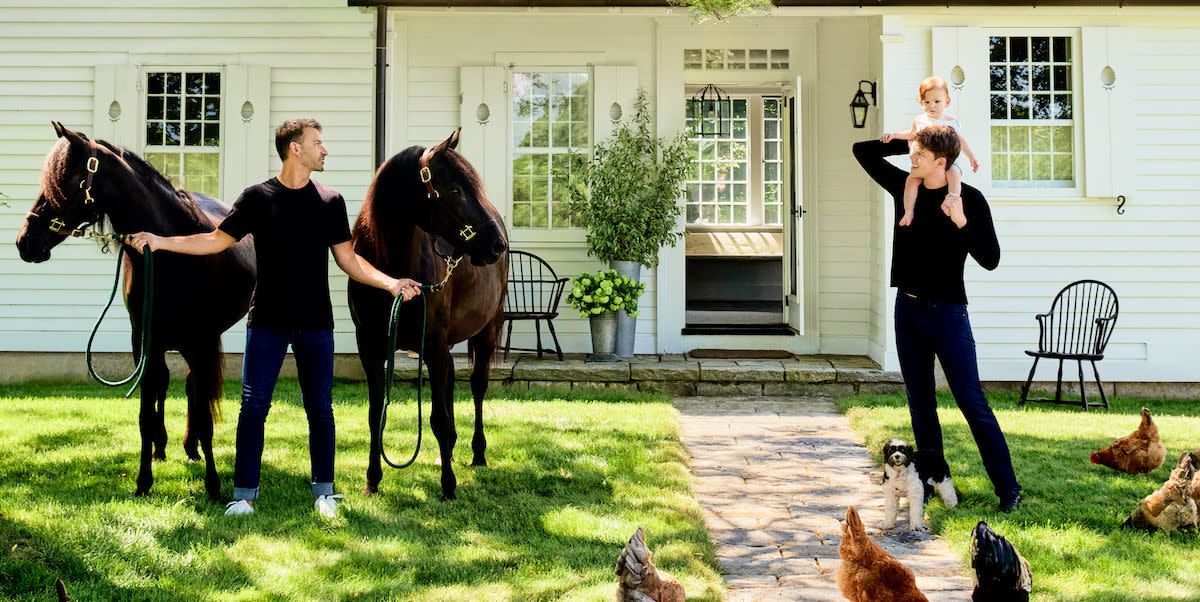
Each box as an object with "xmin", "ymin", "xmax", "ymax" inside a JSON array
[{"xmin": 852, "ymin": 139, "xmax": 1000, "ymax": 305}]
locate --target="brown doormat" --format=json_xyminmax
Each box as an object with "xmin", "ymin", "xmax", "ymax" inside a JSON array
[{"xmin": 688, "ymin": 349, "xmax": 794, "ymax": 359}]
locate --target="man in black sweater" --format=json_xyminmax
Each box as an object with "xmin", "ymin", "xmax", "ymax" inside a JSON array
[{"xmin": 853, "ymin": 126, "xmax": 1021, "ymax": 513}]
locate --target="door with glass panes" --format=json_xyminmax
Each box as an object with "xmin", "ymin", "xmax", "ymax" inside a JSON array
[{"xmin": 683, "ymin": 92, "xmax": 798, "ymax": 333}]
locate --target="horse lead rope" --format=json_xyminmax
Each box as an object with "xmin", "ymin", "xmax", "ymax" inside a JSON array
[
  {"xmin": 86, "ymin": 243, "xmax": 155, "ymax": 398},
  {"xmin": 377, "ymin": 254, "xmax": 461, "ymax": 470}
]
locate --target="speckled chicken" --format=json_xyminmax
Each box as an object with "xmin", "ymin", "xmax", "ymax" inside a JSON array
[
  {"xmin": 1090, "ymin": 408, "xmax": 1166, "ymax": 474},
  {"xmin": 615, "ymin": 527, "xmax": 685, "ymax": 602},
  {"xmin": 837, "ymin": 506, "xmax": 929, "ymax": 602},
  {"xmin": 970, "ymin": 521, "xmax": 1032, "ymax": 602},
  {"xmin": 1124, "ymin": 452, "xmax": 1199, "ymax": 534}
]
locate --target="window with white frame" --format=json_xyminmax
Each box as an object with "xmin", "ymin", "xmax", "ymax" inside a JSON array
[
  {"xmin": 684, "ymin": 96, "xmax": 783, "ymax": 226},
  {"xmin": 510, "ymin": 71, "xmax": 589, "ymax": 229},
  {"xmin": 144, "ymin": 71, "xmax": 222, "ymax": 196},
  {"xmin": 989, "ymin": 35, "xmax": 1076, "ymax": 188}
]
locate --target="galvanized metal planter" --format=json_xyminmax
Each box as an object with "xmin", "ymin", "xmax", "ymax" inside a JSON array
[{"xmin": 587, "ymin": 312, "xmax": 620, "ymax": 362}]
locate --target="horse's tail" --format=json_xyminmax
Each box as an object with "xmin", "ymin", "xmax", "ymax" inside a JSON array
[{"xmin": 197, "ymin": 338, "xmax": 225, "ymax": 423}]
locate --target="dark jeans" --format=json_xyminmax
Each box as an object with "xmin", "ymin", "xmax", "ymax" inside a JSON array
[
  {"xmin": 894, "ymin": 294, "xmax": 1020, "ymax": 499},
  {"xmin": 232, "ymin": 327, "xmax": 336, "ymax": 501}
]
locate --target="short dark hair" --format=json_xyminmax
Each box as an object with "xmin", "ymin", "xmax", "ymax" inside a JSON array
[
  {"xmin": 275, "ymin": 119, "xmax": 322, "ymax": 161},
  {"xmin": 914, "ymin": 125, "xmax": 960, "ymax": 167}
]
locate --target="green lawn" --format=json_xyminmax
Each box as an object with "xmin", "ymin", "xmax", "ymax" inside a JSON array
[
  {"xmin": 839, "ymin": 391, "xmax": 1200, "ymax": 602},
  {"xmin": 0, "ymin": 380, "xmax": 723, "ymax": 602}
]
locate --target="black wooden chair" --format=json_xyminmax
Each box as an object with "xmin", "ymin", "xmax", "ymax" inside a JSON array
[
  {"xmin": 502, "ymin": 250, "xmax": 568, "ymax": 361},
  {"xmin": 1019, "ymin": 280, "xmax": 1119, "ymax": 411}
]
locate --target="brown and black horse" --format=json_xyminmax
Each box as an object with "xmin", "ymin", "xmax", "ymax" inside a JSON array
[
  {"xmin": 349, "ymin": 129, "xmax": 507, "ymax": 500},
  {"xmin": 15, "ymin": 122, "xmax": 255, "ymax": 500}
]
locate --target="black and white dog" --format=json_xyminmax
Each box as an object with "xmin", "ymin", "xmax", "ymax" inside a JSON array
[{"xmin": 881, "ymin": 438, "xmax": 957, "ymax": 531}]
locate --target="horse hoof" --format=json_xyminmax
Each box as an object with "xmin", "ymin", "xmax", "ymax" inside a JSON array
[
  {"xmin": 471, "ymin": 458, "xmax": 487, "ymax": 467},
  {"xmin": 440, "ymin": 491, "xmax": 457, "ymax": 501},
  {"xmin": 363, "ymin": 484, "xmax": 379, "ymax": 496},
  {"xmin": 184, "ymin": 449, "xmax": 202, "ymax": 462},
  {"xmin": 152, "ymin": 451, "xmax": 167, "ymax": 461},
  {"xmin": 134, "ymin": 488, "xmax": 150, "ymax": 497}
]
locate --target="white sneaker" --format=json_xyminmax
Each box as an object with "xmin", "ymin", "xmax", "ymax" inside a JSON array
[
  {"xmin": 315, "ymin": 494, "xmax": 344, "ymax": 518},
  {"xmin": 225, "ymin": 499, "xmax": 254, "ymax": 516}
]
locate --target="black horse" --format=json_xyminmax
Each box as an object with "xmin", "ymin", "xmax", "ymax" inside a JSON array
[
  {"xmin": 350, "ymin": 129, "xmax": 508, "ymax": 500},
  {"xmin": 15, "ymin": 122, "xmax": 255, "ymax": 500}
]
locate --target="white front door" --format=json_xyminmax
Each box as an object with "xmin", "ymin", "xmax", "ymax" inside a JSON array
[{"xmin": 783, "ymin": 76, "xmax": 805, "ymax": 334}]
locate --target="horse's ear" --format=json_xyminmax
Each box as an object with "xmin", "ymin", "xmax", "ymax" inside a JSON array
[
  {"xmin": 51, "ymin": 121, "xmax": 66, "ymax": 138},
  {"xmin": 430, "ymin": 128, "xmax": 461, "ymax": 157},
  {"xmin": 56, "ymin": 122, "xmax": 88, "ymax": 149}
]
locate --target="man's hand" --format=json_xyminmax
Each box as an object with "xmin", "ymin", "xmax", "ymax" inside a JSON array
[
  {"xmin": 389, "ymin": 277, "xmax": 423, "ymax": 301},
  {"xmin": 881, "ymin": 133, "xmax": 895, "ymax": 143},
  {"xmin": 941, "ymin": 193, "xmax": 968, "ymax": 229},
  {"xmin": 126, "ymin": 232, "xmax": 161, "ymax": 254}
]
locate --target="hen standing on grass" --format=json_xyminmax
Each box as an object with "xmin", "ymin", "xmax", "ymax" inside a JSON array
[
  {"xmin": 1124, "ymin": 452, "xmax": 1199, "ymax": 534},
  {"xmin": 836, "ymin": 506, "xmax": 929, "ymax": 602},
  {"xmin": 615, "ymin": 527, "xmax": 685, "ymax": 602},
  {"xmin": 970, "ymin": 521, "xmax": 1032, "ymax": 602},
  {"xmin": 1091, "ymin": 407, "xmax": 1167, "ymax": 474}
]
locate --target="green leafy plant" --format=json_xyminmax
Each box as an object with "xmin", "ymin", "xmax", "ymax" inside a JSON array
[
  {"xmin": 669, "ymin": 0, "xmax": 773, "ymax": 22},
  {"xmin": 568, "ymin": 89, "xmax": 691, "ymax": 269},
  {"xmin": 565, "ymin": 269, "xmax": 647, "ymax": 319}
]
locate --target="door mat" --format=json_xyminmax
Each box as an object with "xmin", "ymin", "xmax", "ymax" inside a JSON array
[{"xmin": 687, "ymin": 349, "xmax": 794, "ymax": 359}]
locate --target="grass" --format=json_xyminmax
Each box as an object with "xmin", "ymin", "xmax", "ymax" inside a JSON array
[
  {"xmin": 0, "ymin": 380, "xmax": 723, "ymax": 602},
  {"xmin": 838, "ymin": 390, "xmax": 1200, "ymax": 602}
]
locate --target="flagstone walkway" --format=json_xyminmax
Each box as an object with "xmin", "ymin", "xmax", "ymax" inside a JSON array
[{"xmin": 675, "ymin": 396, "xmax": 974, "ymax": 601}]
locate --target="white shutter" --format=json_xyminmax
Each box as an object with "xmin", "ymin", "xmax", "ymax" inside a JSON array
[
  {"xmin": 459, "ymin": 65, "xmax": 507, "ymax": 221},
  {"xmin": 591, "ymin": 66, "xmax": 639, "ymax": 148},
  {"xmin": 1082, "ymin": 27, "xmax": 1134, "ymax": 199},
  {"xmin": 92, "ymin": 64, "xmax": 140, "ymax": 148},
  {"xmin": 221, "ymin": 64, "xmax": 271, "ymax": 201},
  {"xmin": 932, "ymin": 27, "xmax": 991, "ymax": 196}
]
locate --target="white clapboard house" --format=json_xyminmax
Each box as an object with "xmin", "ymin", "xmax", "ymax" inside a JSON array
[{"xmin": 1, "ymin": 1, "xmax": 1196, "ymax": 385}]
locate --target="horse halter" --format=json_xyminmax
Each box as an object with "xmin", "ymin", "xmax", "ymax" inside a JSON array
[
  {"xmin": 418, "ymin": 147, "xmax": 478, "ymax": 243},
  {"xmin": 30, "ymin": 140, "xmax": 115, "ymax": 244}
]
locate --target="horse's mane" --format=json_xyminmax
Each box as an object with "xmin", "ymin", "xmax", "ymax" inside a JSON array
[
  {"xmin": 40, "ymin": 136, "xmax": 208, "ymax": 227},
  {"xmin": 356, "ymin": 144, "xmax": 498, "ymax": 267}
]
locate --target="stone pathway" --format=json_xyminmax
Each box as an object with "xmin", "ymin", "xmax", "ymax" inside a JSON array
[{"xmin": 675, "ymin": 397, "xmax": 973, "ymax": 601}]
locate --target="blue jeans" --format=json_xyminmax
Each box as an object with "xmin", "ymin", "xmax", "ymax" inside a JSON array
[
  {"xmin": 232, "ymin": 328, "xmax": 336, "ymax": 501},
  {"xmin": 894, "ymin": 294, "xmax": 1020, "ymax": 499}
]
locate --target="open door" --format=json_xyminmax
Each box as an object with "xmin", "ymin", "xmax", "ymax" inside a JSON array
[{"xmin": 783, "ymin": 76, "xmax": 805, "ymax": 334}]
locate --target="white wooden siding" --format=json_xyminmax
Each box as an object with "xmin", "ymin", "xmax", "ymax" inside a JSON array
[{"xmin": 0, "ymin": 1, "xmax": 375, "ymax": 353}]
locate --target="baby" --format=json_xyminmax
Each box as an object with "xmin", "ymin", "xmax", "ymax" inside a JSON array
[{"xmin": 881, "ymin": 76, "xmax": 979, "ymax": 226}]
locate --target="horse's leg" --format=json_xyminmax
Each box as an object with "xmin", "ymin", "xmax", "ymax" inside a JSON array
[
  {"xmin": 181, "ymin": 365, "xmax": 201, "ymax": 462},
  {"xmin": 181, "ymin": 342, "xmax": 223, "ymax": 501},
  {"xmin": 426, "ymin": 342, "xmax": 458, "ymax": 500},
  {"xmin": 358, "ymin": 330, "xmax": 387, "ymax": 495},
  {"xmin": 149, "ymin": 353, "xmax": 170, "ymax": 461},
  {"xmin": 136, "ymin": 352, "xmax": 168, "ymax": 496},
  {"xmin": 468, "ymin": 335, "xmax": 495, "ymax": 467}
]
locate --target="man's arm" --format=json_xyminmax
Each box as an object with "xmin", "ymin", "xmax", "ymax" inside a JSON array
[
  {"xmin": 950, "ymin": 191, "xmax": 1000, "ymax": 271},
  {"xmin": 331, "ymin": 240, "xmax": 422, "ymax": 300},
  {"xmin": 127, "ymin": 230, "xmax": 235, "ymax": 255},
  {"xmin": 851, "ymin": 139, "xmax": 910, "ymax": 200}
]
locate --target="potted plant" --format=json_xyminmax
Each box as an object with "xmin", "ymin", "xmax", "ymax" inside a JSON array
[
  {"xmin": 565, "ymin": 269, "xmax": 647, "ymax": 362},
  {"xmin": 568, "ymin": 88, "xmax": 692, "ymax": 357}
]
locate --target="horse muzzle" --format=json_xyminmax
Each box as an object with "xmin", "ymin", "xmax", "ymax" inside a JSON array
[{"xmin": 15, "ymin": 226, "xmax": 53, "ymax": 263}]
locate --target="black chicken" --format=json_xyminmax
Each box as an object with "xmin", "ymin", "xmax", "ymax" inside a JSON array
[{"xmin": 970, "ymin": 521, "xmax": 1032, "ymax": 602}]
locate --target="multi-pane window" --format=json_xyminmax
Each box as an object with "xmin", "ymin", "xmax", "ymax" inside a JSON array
[
  {"xmin": 511, "ymin": 71, "xmax": 589, "ymax": 229},
  {"xmin": 684, "ymin": 96, "xmax": 783, "ymax": 226},
  {"xmin": 683, "ymin": 49, "xmax": 790, "ymax": 71},
  {"xmin": 989, "ymin": 36, "xmax": 1075, "ymax": 188},
  {"xmin": 685, "ymin": 99, "xmax": 748, "ymax": 224},
  {"xmin": 144, "ymin": 71, "xmax": 221, "ymax": 196},
  {"xmin": 762, "ymin": 98, "xmax": 783, "ymax": 225}
]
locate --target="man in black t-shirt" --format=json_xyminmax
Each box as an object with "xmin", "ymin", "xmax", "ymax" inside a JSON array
[
  {"xmin": 129, "ymin": 119, "xmax": 421, "ymax": 519},
  {"xmin": 853, "ymin": 126, "xmax": 1021, "ymax": 513}
]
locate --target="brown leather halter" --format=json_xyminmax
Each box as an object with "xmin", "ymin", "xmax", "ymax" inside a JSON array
[{"xmin": 29, "ymin": 140, "xmax": 116, "ymax": 243}]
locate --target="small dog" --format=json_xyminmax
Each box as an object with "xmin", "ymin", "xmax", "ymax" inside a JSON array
[{"xmin": 882, "ymin": 438, "xmax": 957, "ymax": 531}]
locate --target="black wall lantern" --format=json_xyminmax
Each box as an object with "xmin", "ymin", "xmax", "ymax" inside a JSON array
[
  {"xmin": 689, "ymin": 83, "xmax": 731, "ymax": 137},
  {"xmin": 850, "ymin": 80, "xmax": 876, "ymax": 129}
]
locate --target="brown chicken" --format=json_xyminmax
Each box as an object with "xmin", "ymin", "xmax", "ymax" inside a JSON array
[
  {"xmin": 615, "ymin": 527, "xmax": 685, "ymax": 602},
  {"xmin": 1123, "ymin": 452, "xmax": 1198, "ymax": 534},
  {"xmin": 1090, "ymin": 407, "xmax": 1166, "ymax": 474},
  {"xmin": 1190, "ymin": 450, "xmax": 1200, "ymax": 508},
  {"xmin": 837, "ymin": 506, "xmax": 929, "ymax": 602}
]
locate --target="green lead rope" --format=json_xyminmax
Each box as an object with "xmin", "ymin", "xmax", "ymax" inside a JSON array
[
  {"xmin": 86, "ymin": 245, "xmax": 154, "ymax": 398},
  {"xmin": 378, "ymin": 287, "xmax": 431, "ymax": 469}
]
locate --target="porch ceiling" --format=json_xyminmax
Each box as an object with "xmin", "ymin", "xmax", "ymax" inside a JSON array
[{"xmin": 351, "ymin": 0, "xmax": 1197, "ymax": 7}]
